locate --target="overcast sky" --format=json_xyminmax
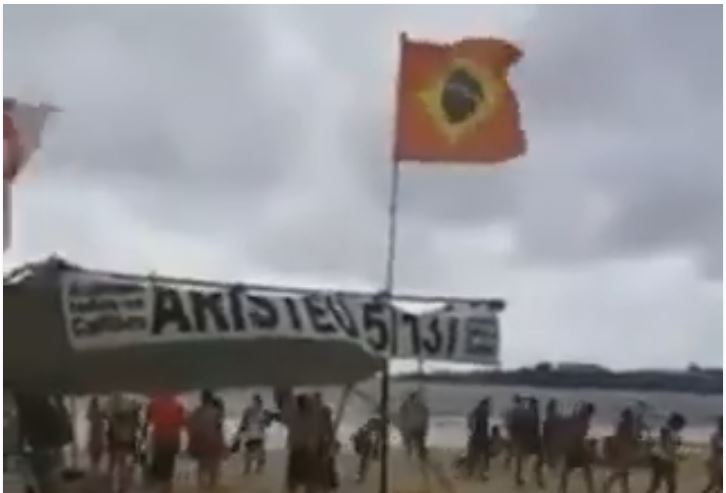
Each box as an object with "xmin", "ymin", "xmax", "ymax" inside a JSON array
[{"xmin": 4, "ymin": 5, "xmax": 722, "ymax": 370}]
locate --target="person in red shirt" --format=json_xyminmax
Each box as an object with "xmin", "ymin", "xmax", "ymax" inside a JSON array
[{"xmin": 146, "ymin": 393, "xmax": 186, "ymax": 493}]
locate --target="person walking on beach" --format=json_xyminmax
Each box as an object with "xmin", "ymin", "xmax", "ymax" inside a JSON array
[
  {"xmin": 15, "ymin": 392, "xmax": 73, "ymax": 493},
  {"xmin": 542, "ymin": 399, "xmax": 562, "ymax": 470},
  {"xmin": 106, "ymin": 393, "xmax": 142, "ymax": 493},
  {"xmin": 352, "ymin": 416, "xmax": 383, "ymax": 483},
  {"xmin": 187, "ymin": 390, "xmax": 225, "ymax": 491},
  {"xmin": 235, "ymin": 393, "xmax": 272, "ymax": 475},
  {"xmin": 146, "ymin": 393, "xmax": 185, "ymax": 493},
  {"xmin": 559, "ymin": 402, "xmax": 596, "ymax": 493},
  {"xmin": 312, "ymin": 393, "xmax": 339, "ymax": 492},
  {"xmin": 513, "ymin": 397, "xmax": 545, "ymax": 489},
  {"xmin": 466, "ymin": 397, "xmax": 491, "ymax": 480},
  {"xmin": 701, "ymin": 416, "xmax": 722, "ymax": 493},
  {"xmin": 645, "ymin": 412, "xmax": 686, "ymax": 493},
  {"xmin": 278, "ymin": 390, "xmax": 319, "ymax": 493},
  {"xmin": 602, "ymin": 407, "xmax": 639, "ymax": 493},
  {"xmin": 398, "ymin": 391, "xmax": 429, "ymax": 463},
  {"xmin": 86, "ymin": 396, "xmax": 106, "ymax": 475},
  {"xmin": 504, "ymin": 394, "xmax": 525, "ymax": 471}
]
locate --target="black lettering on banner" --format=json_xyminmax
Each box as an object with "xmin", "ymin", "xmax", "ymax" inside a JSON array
[
  {"xmin": 152, "ymin": 286, "xmax": 192, "ymax": 335},
  {"xmin": 362, "ymin": 302, "xmax": 389, "ymax": 352},
  {"xmin": 465, "ymin": 317, "xmax": 497, "ymax": 357},
  {"xmin": 247, "ymin": 295, "xmax": 279, "ymax": 330},
  {"xmin": 189, "ymin": 290, "xmax": 230, "ymax": 333},
  {"xmin": 422, "ymin": 317, "xmax": 443, "ymax": 356},
  {"xmin": 304, "ymin": 296, "xmax": 337, "ymax": 334},
  {"xmin": 401, "ymin": 313, "xmax": 421, "ymax": 357},
  {"xmin": 326, "ymin": 296, "xmax": 358, "ymax": 339},
  {"xmin": 284, "ymin": 298, "xmax": 303, "ymax": 331},
  {"xmin": 228, "ymin": 285, "xmax": 247, "ymax": 331},
  {"xmin": 72, "ymin": 317, "xmax": 90, "ymax": 337},
  {"xmin": 446, "ymin": 318, "xmax": 459, "ymax": 358}
]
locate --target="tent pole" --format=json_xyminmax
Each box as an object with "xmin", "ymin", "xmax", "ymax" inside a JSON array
[{"xmin": 379, "ymin": 359, "xmax": 390, "ymax": 493}]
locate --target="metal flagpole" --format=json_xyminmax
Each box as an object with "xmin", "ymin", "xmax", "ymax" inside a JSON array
[{"xmin": 379, "ymin": 31, "xmax": 407, "ymax": 493}]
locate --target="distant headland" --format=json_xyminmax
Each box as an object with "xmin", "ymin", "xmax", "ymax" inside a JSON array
[{"xmin": 395, "ymin": 362, "xmax": 723, "ymax": 395}]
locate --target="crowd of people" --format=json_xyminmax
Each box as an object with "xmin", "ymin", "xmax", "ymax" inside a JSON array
[
  {"xmin": 6, "ymin": 388, "xmax": 722, "ymax": 493},
  {"xmin": 449, "ymin": 393, "xmax": 722, "ymax": 493}
]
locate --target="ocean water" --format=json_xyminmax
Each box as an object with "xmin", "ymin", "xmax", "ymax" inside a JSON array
[{"xmin": 35, "ymin": 380, "xmax": 721, "ymax": 452}]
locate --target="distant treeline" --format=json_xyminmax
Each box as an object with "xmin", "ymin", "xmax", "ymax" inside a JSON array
[{"xmin": 395, "ymin": 365, "xmax": 723, "ymax": 395}]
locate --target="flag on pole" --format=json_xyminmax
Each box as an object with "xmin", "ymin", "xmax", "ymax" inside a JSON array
[
  {"xmin": 394, "ymin": 35, "xmax": 525, "ymax": 164},
  {"xmin": 4, "ymin": 98, "xmax": 58, "ymax": 182},
  {"xmin": 3, "ymin": 97, "xmax": 58, "ymax": 250}
]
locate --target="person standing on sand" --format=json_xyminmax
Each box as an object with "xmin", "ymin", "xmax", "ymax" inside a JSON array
[
  {"xmin": 278, "ymin": 390, "xmax": 318, "ymax": 493},
  {"xmin": 504, "ymin": 394, "xmax": 525, "ymax": 471},
  {"xmin": 106, "ymin": 393, "xmax": 142, "ymax": 493},
  {"xmin": 466, "ymin": 397, "xmax": 491, "ymax": 480},
  {"xmin": 603, "ymin": 408, "xmax": 639, "ymax": 493},
  {"xmin": 701, "ymin": 416, "xmax": 722, "ymax": 493},
  {"xmin": 542, "ymin": 399, "xmax": 562, "ymax": 470},
  {"xmin": 187, "ymin": 390, "xmax": 225, "ymax": 491},
  {"xmin": 645, "ymin": 412, "xmax": 686, "ymax": 493},
  {"xmin": 86, "ymin": 396, "xmax": 105, "ymax": 475},
  {"xmin": 352, "ymin": 416, "xmax": 383, "ymax": 483},
  {"xmin": 559, "ymin": 402, "xmax": 596, "ymax": 493},
  {"xmin": 513, "ymin": 398, "xmax": 545, "ymax": 489},
  {"xmin": 146, "ymin": 393, "xmax": 185, "ymax": 493},
  {"xmin": 15, "ymin": 392, "xmax": 73, "ymax": 493},
  {"xmin": 235, "ymin": 393, "xmax": 272, "ymax": 475},
  {"xmin": 398, "ymin": 391, "xmax": 429, "ymax": 463},
  {"xmin": 312, "ymin": 392, "xmax": 339, "ymax": 492}
]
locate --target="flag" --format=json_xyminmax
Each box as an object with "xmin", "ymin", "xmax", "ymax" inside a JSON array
[
  {"xmin": 3, "ymin": 97, "xmax": 58, "ymax": 250},
  {"xmin": 394, "ymin": 35, "xmax": 525, "ymax": 164},
  {"xmin": 4, "ymin": 98, "xmax": 58, "ymax": 182}
]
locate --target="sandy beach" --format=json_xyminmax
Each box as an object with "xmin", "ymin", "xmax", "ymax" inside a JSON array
[
  {"xmin": 6, "ymin": 445, "xmax": 710, "ymax": 493},
  {"xmin": 163, "ymin": 447, "xmax": 713, "ymax": 493}
]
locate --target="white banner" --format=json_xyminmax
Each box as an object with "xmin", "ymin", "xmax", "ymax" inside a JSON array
[{"xmin": 61, "ymin": 271, "xmax": 499, "ymax": 364}]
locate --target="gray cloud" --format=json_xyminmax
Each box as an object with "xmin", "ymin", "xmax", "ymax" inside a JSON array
[{"xmin": 4, "ymin": 5, "xmax": 721, "ymax": 368}]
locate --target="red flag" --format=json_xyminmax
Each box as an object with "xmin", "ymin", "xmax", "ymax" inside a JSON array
[
  {"xmin": 3, "ymin": 97, "xmax": 59, "ymax": 250},
  {"xmin": 4, "ymin": 98, "xmax": 58, "ymax": 182}
]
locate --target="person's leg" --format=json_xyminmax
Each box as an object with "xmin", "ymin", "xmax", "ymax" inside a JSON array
[
  {"xmin": 646, "ymin": 458, "xmax": 664, "ymax": 493},
  {"xmin": 582, "ymin": 464, "xmax": 595, "ymax": 493},
  {"xmin": 118, "ymin": 451, "xmax": 133, "ymax": 493},
  {"xmin": 533, "ymin": 451, "xmax": 545, "ymax": 489},
  {"xmin": 482, "ymin": 438, "xmax": 491, "ymax": 475},
  {"xmin": 514, "ymin": 447, "xmax": 525, "ymax": 486},
  {"xmin": 209, "ymin": 458, "xmax": 221, "ymax": 489},
  {"xmin": 244, "ymin": 442, "xmax": 252, "ymax": 475},
  {"xmin": 664, "ymin": 462, "xmax": 676, "ymax": 493},
  {"xmin": 559, "ymin": 461, "xmax": 571, "ymax": 493},
  {"xmin": 465, "ymin": 439, "xmax": 477, "ymax": 478},
  {"xmin": 621, "ymin": 470, "xmax": 631, "ymax": 493},
  {"xmin": 257, "ymin": 443, "xmax": 267, "ymax": 474}
]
